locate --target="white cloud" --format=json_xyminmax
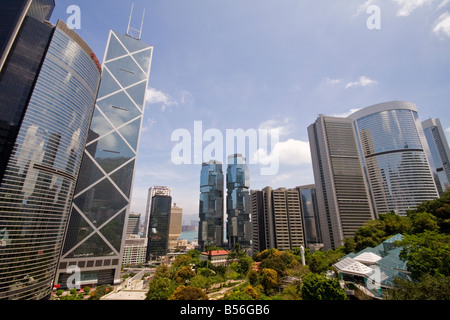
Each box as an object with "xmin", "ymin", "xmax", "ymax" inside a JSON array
[
  {"xmin": 253, "ymin": 139, "xmax": 311, "ymax": 166},
  {"xmin": 324, "ymin": 77, "xmax": 343, "ymax": 85},
  {"xmin": 438, "ymin": 0, "xmax": 450, "ymax": 8},
  {"xmin": 433, "ymin": 12, "xmax": 450, "ymax": 38},
  {"xmin": 331, "ymin": 108, "xmax": 361, "ymax": 118},
  {"xmin": 146, "ymin": 87, "xmax": 194, "ymax": 112},
  {"xmin": 258, "ymin": 118, "xmax": 292, "ymax": 137},
  {"xmin": 392, "ymin": 0, "xmax": 434, "ymax": 16},
  {"xmin": 141, "ymin": 118, "xmax": 157, "ymax": 132},
  {"xmin": 345, "ymin": 76, "xmax": 378, "ymax": 89},
  {"xmin": 146, "ymin": 87, "xmax": 177, "ymax": 112}
]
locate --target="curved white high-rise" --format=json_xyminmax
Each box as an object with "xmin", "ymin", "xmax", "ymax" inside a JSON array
[{"xmin": 348, "ymin": 101, "xmax": 439, "ymax": 216}]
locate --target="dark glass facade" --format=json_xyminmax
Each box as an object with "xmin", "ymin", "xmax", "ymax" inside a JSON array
[
  {"xmin": 56, "ymin": 30, "xmax": 153, "ymax": 287},
  {"xmin": 146, "ymin": 195, "xmax": 172, "ymax": 259},
  {"xmin": 226, "ymin": 154, "xmax": 251, "ymax": 249},
  {"xmin": 297, "ymin": 185, "xmax": 323, "ymax": 247},
  {"xmin": 0, "ymin": 1, "xmax": 55, "ymax": 183},
  {"xmin": 198, "ymin": 160, "xmax": 224, "ymax": 249},
  {"xmin": 0, "ymin": 17, "xmax": 101, "ymax": 299}
]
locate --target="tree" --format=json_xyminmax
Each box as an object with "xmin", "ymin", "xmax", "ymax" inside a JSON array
[
  {"xmin": 408, "ymin": 211, "xmax": 439, "ymax": 234},
  {"xmin": 248, "ymin": 269, "xmax": 259, "ymax": 286},
  {"xmin": 189, "ymin": 275, "xmax": 211, "ymax": 290},
  {"xmin": 170, "ymin": 254, "xmax": 194, "ymax": 277},
  {"xmin": 146, "ymin": 277, "xmax": 177, "ymax": 300},
  {"xmin": 406, "ymin": 189, "xmax": 450, "ymax": 233},
  {"xmin": 228, "ymin": 243, "xmax": 247, "ymax": 260},
  {"xmin": 308, "ymin": 249, "xmax": 343, "ymax": 274},
  {"xmin": 387, "ymin": 274, "xmax": 450, "ymax": 300},
  {"xmin": 261, "ymin": 268, "xmax": 279, "ymax": 295},
  {"xmin": 234, "ymin": 255, "xmax": 253, "ymax": 278},
  {"xmin": 301, "ymin": 273, "xmax": 347, "ymax": 300},
  {"xmin": 174, "ymin": 266, "xmax": 196, "ymax": 284},
  {"xmin": 169, "ymin": 285, "xmax": 208, "ymax": 300},
  {"xmin": 351, "ymin": 212, "xmax": 412, "ymax": 252},
  {"xmin": 153, "ymin": 264, "xmax": 171, "ymax": 279},
  {"xmin": 281, "ymin": 280, "xmax": 302, "ymax": 300},
  {"xmin": 224, "ymin": 285, "xmax": 259, "ymax": 300},
  {"xmin": 88, "ymin": 285, "xmax": 113, "ymax": 300},
  {"xmin": 398, "ymin": 231, "xmax": 450, "ymax": 280}
]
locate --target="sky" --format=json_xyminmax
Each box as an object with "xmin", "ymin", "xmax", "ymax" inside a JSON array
[{"xmin": 50, "ymin": 0, "xmax": 450, "ymax": 223}]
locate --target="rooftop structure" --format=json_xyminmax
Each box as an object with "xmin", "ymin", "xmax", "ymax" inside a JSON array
[{"xmin": 334, "ymin": 234, "xmax": 411, "ymax": 299}]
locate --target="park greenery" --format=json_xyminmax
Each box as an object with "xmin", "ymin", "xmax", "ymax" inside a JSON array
[{"xmin": 146, "ymin": 190, "xmax": 450, "ymax": 300}]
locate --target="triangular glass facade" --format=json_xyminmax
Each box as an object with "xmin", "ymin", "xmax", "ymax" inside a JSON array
[{"xmin": 58, "ymin": 30, "xmax": 153, "ymax": 286}]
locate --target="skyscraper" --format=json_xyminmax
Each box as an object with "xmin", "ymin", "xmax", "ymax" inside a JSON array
[
  {"xmin": 308, "ymin": 115, "xmax": 375, "ymax": 250},
  {"xmin": 250, "ymin": 189, "xmax": 266, "ymax": 253},
  {"xmin": 297, "ymin": 184, "xmax": 323, "ymax": 249},
  {"xmin": 0, "ymin": 2, "xmax": 101, "ymax": 299},
  {"xmin": 422, "ymin": 118, "xmax": 450, "ymax": 194},
  {"xmin": 168, "ymin": 203, "xmax": 183, "ymax": 251},
  {"xmin": 126, "ymin": 212, "xmax": 141, "ymax": 236},
  {"xmin": 0, "ymin": 0, "xmax": 56, "ymax": 184},
  {"xmin": 226, "ymin": 154, "xmax": 251, "ymax": 249},
  {"xmin": 348, "ymin": 101, "xmax": 439, "ymax": 216},
  {"xmin": 198, "ymin": 160, "xmax": 224, "ymax": 249},
  {"xmin": 251, "ymin": 187, "xmax": 305, "ymax": 253},
  {"xmin": 144, "ymin": 186, "xmax": 171, "ymax": 239},
  {"xmin": 146, "ymin": 189, "xmax": 172, "ymax": 259},
  {"xmin": 56, "ymin": 29, "xmax": 153, "ymax": 287}
]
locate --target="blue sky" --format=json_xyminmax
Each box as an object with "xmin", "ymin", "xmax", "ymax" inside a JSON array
[{"xmin": 51, "ymin": 0, "xmax": 450, "ymax": 223}]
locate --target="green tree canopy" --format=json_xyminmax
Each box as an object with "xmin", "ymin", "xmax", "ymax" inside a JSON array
[
  {"xmin": 174, "ymin": 266, "xmax": 196, "ymax": 284},
  {"xmin": 387, "ymin": 274, "xmax": 450, "ymax": 300},
  {"xmin": 169, "ymin": 285, "xmax": 208, "ymax": 300},
  {"xmin": 146, "ymin": 277, "xmax": 177, "ymax": 300},
  {"xmin": 261, "ymin": 268, "xmax": 279, "ymax": 295},
  {"xmin": 398, "ymin": 231, "xmax": 450, "ymax": 280},
  {"xmin": 301, "ymin": 273, "xmax": 347, "ymax": 300}
]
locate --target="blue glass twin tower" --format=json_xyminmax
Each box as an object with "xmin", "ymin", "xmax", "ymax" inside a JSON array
[
  {"xmin": 198, "ymin": 154, "xmax": 251, "ymax": 250},
  {"xmin": 199, "ymin": 160, "xmax": 224, "ymax": 248}
]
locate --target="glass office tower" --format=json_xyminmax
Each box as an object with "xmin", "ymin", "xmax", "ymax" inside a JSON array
[
  {"xmin": 198, "ymin": 160, "xmax": 224, "ymax": 249},
  {"xmin": 297, "ymin": 184, "xmax": 323, "ymax": 249},
  {"xmin": 348, "ymin": 102, "xmax": 439, "ymax": 216},
  {"xmin": 422, "ymin": 118, "xmax": 450, "ymax": 194},
  {"xmin": 226, "ymin": 154, "xmax": 251, "ymax": 249},
  {"xmin": 308, "ymin": 116, "xmax": 375, "ymax": 250},
  {"xmin": 0, "ymin": 13, "xmax": 101, "ymax": 299},
  {"xmin": 57, "ymin": 30, "xmax": 153, "ymax": 287},
  {"xmin": 0, "ymin": 0, "xmax": 55, "ymax": 184},
  {"xmin": 146, "ymin": 193, "xmax": 172, "ymax": 259}
]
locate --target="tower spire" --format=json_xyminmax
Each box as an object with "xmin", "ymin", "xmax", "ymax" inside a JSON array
[{"xmin": 127, "ymin": 3, "xmax": 146, "ymax": 40}]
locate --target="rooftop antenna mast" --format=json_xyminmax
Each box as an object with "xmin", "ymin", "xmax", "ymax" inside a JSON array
[{"xmin": 127, "ymin": 3, "xmax": 146, "ymax": 40}]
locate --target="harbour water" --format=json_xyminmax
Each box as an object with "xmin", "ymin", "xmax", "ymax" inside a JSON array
[{"xmin": 179, "ymin": 230, "xmax": 197, "ymax": 242}]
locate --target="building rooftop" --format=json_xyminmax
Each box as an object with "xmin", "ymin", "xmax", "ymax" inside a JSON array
[
  {"xmin": 353, "ymin": 252, "xmax": 382, "ymax": 265},
  {"xmin": 334, "ymin": 257, "xmax": 374, "ymax": 277},
  {"xmin": 334, "ymin": 234, "xmax": 411, "ymax": 297},
  {"xmin": 201, "ymin": 250, "xmax": 230, "ymax": 256}
]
